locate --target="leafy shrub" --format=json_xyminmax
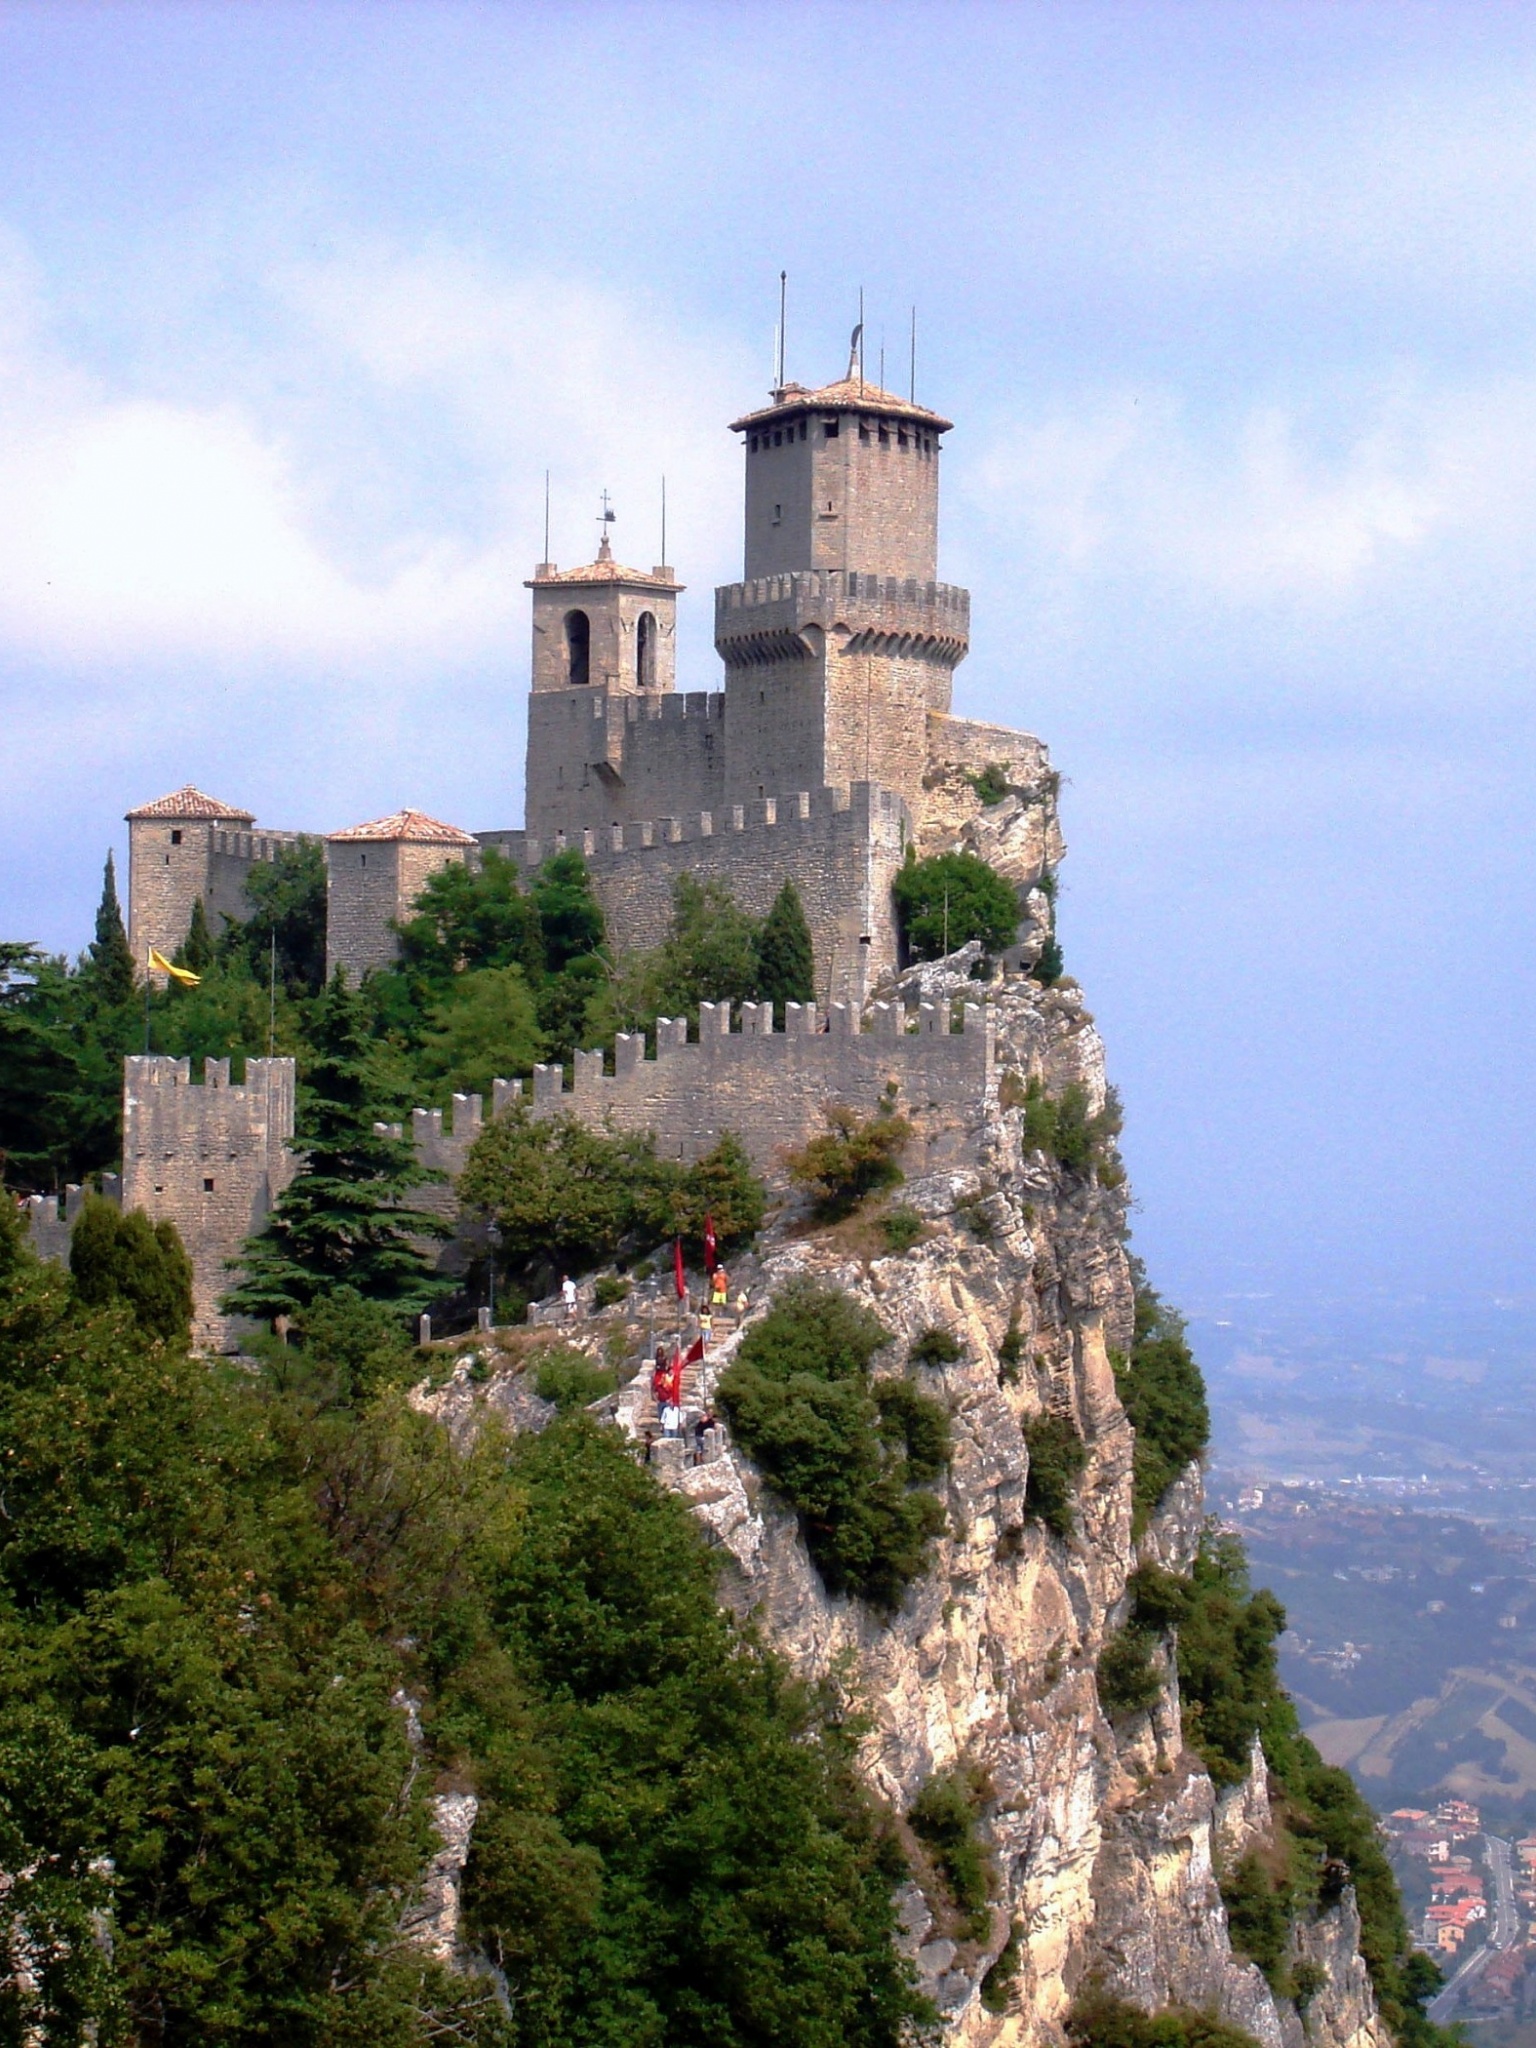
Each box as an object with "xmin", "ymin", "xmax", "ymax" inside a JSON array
[
  {"xmin": 1113, "ymin": 1286, "xmax": 1211, "ymax": 1531},
  {"xmin": 717, "ymin": 1282, "xmax": 951, "ymax": 1611},
  {"xmin": 1096, "ymin": 1625, "xmax": 1163, "ymax": 1721},
  {"xmin": 593, "ymin": 1275, "xmax": 630, "ymax": 1309},
  {"xmin": 908, "ymin": 1767, "xmax": 991, "ymax": 1938},
  {"xmin": 1030, "ymin": 936, "xmax": 1065, "ymax": 987},
  {"xmin": 1221, "ymin": 1851, "xmax": 1294, "ymax": 1990},
  {"xmin": 1023, "ymin": 1413, "xmax": 1088, "ymax": 1538},
  {"xmin": 460, "ymin": 1109, "xmax": 765, "ymax": 1281},
  {"xmin": 1066, "ymin": 1992, "xmax": 1263, "ymax": 2048},
  {"xmin": 893, "ymin": 848, "xmax": 1020, "ymax": 961},
  {"xmin": 909, "ymin": 1326, "xmax": 963, "ymax": 1368},
  {"xmin": 783, "ymin": 1103, "xmax": 911, "ymax": 1219},
  {"xmin": 533, "ymin": 1346, "xmax": 619, "ymax": 1412},
  {"xmin": 293, "ymin": 1284, "xmax": 415, "ymax": 1402},
  {"xmin": 980, "ymin": 1920, "xmax": 1023, "ymax": 2012},
  {"xmin": 997, "ymin": 1318, "xmax": 1025, "ymax": 1384},
  {"xmin": 965, "ymin": 763, "xmax": 1012, "ymax": 807},
  {"xmin": 69, "ymin": 1196, "xmax": 193, "ymax": 1343},
  {"xmin": 1017, "ymin": 1075, "xmax": 1122, "ymax": 1176},
  {"xmin": 879, "ymin": 1205, "xmax": 925, "ymax": 1254}
]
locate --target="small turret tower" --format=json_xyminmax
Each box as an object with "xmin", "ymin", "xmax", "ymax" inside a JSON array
[{"xmin": 525, "ymin": 534, "xmax": 681, "ymax": 696}]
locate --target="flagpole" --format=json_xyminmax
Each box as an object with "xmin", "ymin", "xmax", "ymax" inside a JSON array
[
  {"xmin": 268, "ymin": 930, "xmax": 277, "ymax": 1058},
  {"xmin": 143, "ymin": 946, "xmax": 152, "ymax": 1054}
]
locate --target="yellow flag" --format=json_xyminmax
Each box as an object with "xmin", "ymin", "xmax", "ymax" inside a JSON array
[{"xmin": 148, "ymin": 947, "xmax": 201, "ymax": 988}]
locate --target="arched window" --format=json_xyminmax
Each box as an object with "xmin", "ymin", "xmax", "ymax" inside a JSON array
[
  {"xmin": 636, "ymin": 610, "xmax": 657, "ymax": 688},
  {"xmin": 565, "ymin": 609, "xmax": 590, "ymax": 687}
]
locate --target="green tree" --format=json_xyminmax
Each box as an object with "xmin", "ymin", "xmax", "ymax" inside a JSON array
[
  {"xmin": 530, "ymin": 849, "xmax": 606, "ymax": 971},
  {"xmin": 783, "ymin": 1101, "xmax": 911, "ymax": 1218},
  {"xmin": 394, "ymin": 847, "xmax": 546, "ymax": 988},
  {"xmin": 1113, "ymin": 1286, "xmax": 1210, "ymax": 1531},
  {"xmin": 892, "ymin": 848, "xmax": 1019, "ymax": 962},
  {"xmin": 86, "ymin": 851, "xmax": 136, "ymax": 1005},
  {"xmin": 754, "ymin": 878, "xmax": 816, "ymax": 1024},
  {"xmin": 459, "ymin": 1107, "xmax": 675, "ymax": 1280},
  {"xmin": 610, "ymin": 873, "xmax": 761, "ymax": 1034},
  {"xmin": 178, "ymin": 894, "xmax": 216, "ymax": 975},
  {"xmin": 69, "ymin": 1197, "xmax": 193, "ymax": 1344},
  {"xmin": 416, "ymin": 965, "xmax": 544, "ymax": 1098},
  {"xmin": 223, "ymin": 836, "xmax": 329, "ymax": 998},
  {"xmin": 0, "ymin": 944, "xmax": 90, "ymax": 1190},
  {"xmin": 717, "ymin": 1280, "xmax": 951, "ymax": 1610},
  {"xmin": 222, "ymin": 970, "xmax": 448, "ymax": 1321}
]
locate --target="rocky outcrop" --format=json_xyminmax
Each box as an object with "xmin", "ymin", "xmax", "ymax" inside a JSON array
[{"xmin": 428, "ymin": 968, "xmax": 1391, "ymax": 2048}]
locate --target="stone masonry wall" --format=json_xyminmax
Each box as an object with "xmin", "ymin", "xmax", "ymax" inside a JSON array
[
  {"xmin": 122, "ymin": 1055, "xmax": 296, "ymax": 1352},
  {"xmin": 520, "ymin": 781, "xmax": 911, "ymax": 1009},
  {"xmin": 20, "ymin": 1174, "xmax": 122, "ymax": 1266},
  {"xmin": 525, "ymin": 686, "xmax": 727, "ymax": 846},
  {"xmin": 387, "ymin": 996, "xmax": 993, "ymax": 1190}
]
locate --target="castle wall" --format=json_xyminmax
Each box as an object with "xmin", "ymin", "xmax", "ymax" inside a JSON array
[
  {"xmin": 824, "ymin": 640, "xmax": 951, "ymax": 806},
  {"xmin": 122, "ymin": 1055, "xmax": 296, "ymax": 1352},
  {"xmin": 926, "ymin": 712, "xmax": 1053, "ymax": 784},
  {"xmin": 325, "ymin": 838, "xmax": 471, "ymax": 983},
  {"xmin": 522, "ymin": 782, "xmax": 910, "ymax": 1008},
  {"xmin": 719, "ymin": 651, "xmax": 828, "ymax": 804},
  {"xmin": 21, "ymin": 1174, "xmax": 122, "ymax": 1268},
  {"xmin": 207, "ymin": 830, "xmax": 303, "ymax": 937},
  {"xmin": 389, "ymin": 997, "xmax": 993, "ymax": 1193},
  {"xmin": 525, "ymin": 687, "xmax": 727, "ymax": 846}
]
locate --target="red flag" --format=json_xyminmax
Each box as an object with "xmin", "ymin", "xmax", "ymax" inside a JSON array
[
  {"xmin": 683, "ymin": 1335, "xmax": 705, "ymax": 1367},
  {"xmin": 674, "ymin": 1237, "xmax": 686, "ymax": 1299},
  {"xmin": 704, "ymin": 1214, "xmax": 717, "ymax": 1273},
  {"xmin": 666, "ymin": 1348, "xmax": 686, "ymax": 1405}
]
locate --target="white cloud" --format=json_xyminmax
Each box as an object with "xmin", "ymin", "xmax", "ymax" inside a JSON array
[{"xmin": 0, "ymin": 235, "xmax": 747, "ymax": 670}]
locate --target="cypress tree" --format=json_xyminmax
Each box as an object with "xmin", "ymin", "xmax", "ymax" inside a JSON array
[
  {"xmin": 221, "ymin": 969, "xmax": 448, "ymax": 1322},
  {"xmin": 87, "ymin": 852, "xmax": 135, "ymax": 1005},
  {"xmin": 178, "ymin": 897, "xmax": 215, "ymax": 975},
  {"xmin": 755, "ymin": 878, "xmax": 815, "ymax": 1025}
]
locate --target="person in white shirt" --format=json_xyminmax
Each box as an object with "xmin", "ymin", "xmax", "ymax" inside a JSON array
[{"xmin": 561, "ymin": 1274, "xmax": 578, "ymax": 1319}]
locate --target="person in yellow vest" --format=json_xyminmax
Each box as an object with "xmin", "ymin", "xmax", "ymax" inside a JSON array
[{"xmin": 711, "ymin": 1266, "xmax": 729, "ymax": 1310}]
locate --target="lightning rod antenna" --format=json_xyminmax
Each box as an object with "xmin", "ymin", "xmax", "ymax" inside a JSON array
[
  {"xmin": 910, "ymin": 305, "xmax": 917, "ymax": 403},
  {"xmin": 858, "ymin": 287, "xmax": 864, "ymax": 388},
  {"xmin": 543, "ymin": 469, "xmax": 550, "ymax": 566},
  {"xmin": 660, "ymin": 474, "xmax": 667, "ymax": 568},
  {"xmin": 777, "ymin": 270, "xmax": 787, "ymax": 391}
]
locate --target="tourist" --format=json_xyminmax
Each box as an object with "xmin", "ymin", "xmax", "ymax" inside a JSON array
[
  {"xmin": 711, "ymin": 1266, "xmax": 729, "ymax": 1309},
  {"xmin": 561, "ymin": 1273, "xmax": 578, "ymax": 1319}
]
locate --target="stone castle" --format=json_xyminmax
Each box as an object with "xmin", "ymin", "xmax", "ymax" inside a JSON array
[{"xmin": 39, "ymin": 348, "xmax": 1061, "ymax": 1346}]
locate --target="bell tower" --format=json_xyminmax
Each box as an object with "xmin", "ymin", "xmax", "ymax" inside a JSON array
[{"xmin": 526, "ymin": 533, "xmax": 681, "ymax": 696}]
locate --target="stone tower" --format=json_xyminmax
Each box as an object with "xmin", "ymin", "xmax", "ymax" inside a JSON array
[
  {"xmin": 522, "ymin": 537, "xmax": 689, "ymax": 847},
  {"xmin": 715, "ymin": 362, "xmax": 970, "ymax": 813},
  {"xmin": 325, "ymin": 809, "xmax": 479, "ymax": 982},
  {"xmin": 126, "ymin": 784, "xmax": 256, "ymax": 976}
]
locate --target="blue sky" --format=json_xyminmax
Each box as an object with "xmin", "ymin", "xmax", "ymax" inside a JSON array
[{"xmin": 2, "ymin": 1, "xmax": 1533, "ymax": 1307}]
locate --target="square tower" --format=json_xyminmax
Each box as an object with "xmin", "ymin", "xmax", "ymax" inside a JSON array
[
  {"xmin": 325, "ymin": 809, "xmax": 478, "ymax": 982},
  {"xmin": 526, "ymin": 536, "xmax": 681, "ymax": 695},
  {"xmin": 126, "ymin": 784, "xmax": 256, "ymax": 977}
]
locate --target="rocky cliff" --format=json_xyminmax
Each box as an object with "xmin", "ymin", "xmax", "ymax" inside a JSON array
[{"xmin": 418, "ymin": 962, "xmax": 1394, "ymax": 2048}]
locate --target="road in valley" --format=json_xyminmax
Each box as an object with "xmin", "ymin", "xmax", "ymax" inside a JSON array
[{"xmin": 1427, "ymin": 1834, "xmax": 1516, "ymax": 2021}]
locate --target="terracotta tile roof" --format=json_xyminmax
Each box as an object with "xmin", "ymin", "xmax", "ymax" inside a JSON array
[
  {"xmin": 525, "ymin": 535, "xmax": 681, "ymax": 591},
  {"xmin": 731, "ymin": 375, "xmax": 952, "ymax": 434},
  {"xmin": 327, "ymin": 809, "xmax": 477, "ymax": 845},
  {"xmin": 125, "ymin": 784, "xmax": 256, "ymax": 823}
]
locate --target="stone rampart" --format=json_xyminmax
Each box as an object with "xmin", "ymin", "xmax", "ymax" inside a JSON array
[
  {"xmin": 517, "ymin": 781, "xmax": 910, "ymax": 1008},
  {"xmin": 21, "ymin": 1174, "xmax": 122, "ymax": 1267},
  {"xmin": 122, "ymin": 1055, "xmax": 297, "ymax": 1352},
  {"xmin": 380, "ymin": 996, "xmax": 994, "ymax": 1195}
]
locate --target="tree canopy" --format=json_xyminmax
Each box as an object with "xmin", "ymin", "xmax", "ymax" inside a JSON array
[{"xmin": 892, "ymin": 849, "xmax": 1019, "ymax": 962}]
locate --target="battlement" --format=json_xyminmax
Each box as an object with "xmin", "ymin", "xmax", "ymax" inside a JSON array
[
  {"xmin": 379, "ymin": 996, "xmax": 994, "ymax": 1193},
  {"xmin": 210, "ymin": 828, "xmax": 304, "ymax": 862},
  {"xmin": 520, "ymin": 777, "xmax": 906, "ymax": 869},
  {"xmin": 715, "ymin": 569, "xmax": 969, "ymax": 666},
  {"xmin": 22, "ymin": 1173, "xmax": 122, "ymax": 1266},
  {"xmin": 122, "ymin": 1055, "xmax": 297, "ymax": 1351}
]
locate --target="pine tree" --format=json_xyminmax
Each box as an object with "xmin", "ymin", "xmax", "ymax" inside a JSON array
[
  {"xmin": 177, "ymin": 897, "xmax": 215, "ymax": 975},
  {"xmin": 221, "ymin": 970, "xmax": 448, "ymax": 1323},
  {"xmin": 70, "ymin": 1197, "xmax": 193, "ymax": 1344},
  {"xmin": 754, "ymin": 878, "xmax": 815, "ymax": 1025},
  {"xmin": 87, "ymin": 852, "xmax": 135, "ymax": 1005}
]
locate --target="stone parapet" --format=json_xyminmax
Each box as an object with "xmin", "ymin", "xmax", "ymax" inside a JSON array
[
  {"xmin": 383, "ymin": 996, "xmax": 995, "ymax": 1194},
  {"xmin": 21, "ymin": 1174, "xmax": 122, "ymax": 1266},
  {"xmin": 715, "ymin": 568, "xmax": 969, "ymax": 666}
]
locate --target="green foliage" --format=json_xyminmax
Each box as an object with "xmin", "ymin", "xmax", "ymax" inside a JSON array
[
  {"xmin": 1113, "ymin": 1286, "xmax": 1211, "ymax": 1531},
  {"xmin": 0, "ymin": 1212, "xmax": 932, "ymax": 2045},
  {"xmin": 393, "ymin": 846, "xmax": 546, "ymax": 989},
  {"xmin": 754, "ymin": 878, "xmax": 816, "ymax": 1024},
  {"xmin": 910, "ymin": 1326, "xmax": 963, "ymax": 1368},
  {"xmin": 530, "ymin": 848, "xmax": 606, "ymax": 972},
  {"xmin": 783, "ymin": 1101, "xmax": 911, "ymax": 1218},
  {"xmin": 717, "ymin": 1281, "xmax": 950, "ymax": 1611},
  {"xmin": 533, "ymin": 1345, "xmax": 618, "ymax": 1412},
  {"xmin": 225, "ymin": 836, "xmax": 330, "ymax": 998},
  {"xmin": 892, "ymin": 848, "xmax": 1019, "ymax": 962},
  {"xmin": 415, "ymin": 964, "xmax": 543, "ymax": 1098},
  {"xmin": 290, "ymin": 1285, "xmax": 416, "ymax": 1404},
  {"xmin": 1221, "ymin": 1852, "xmax": 1294, "ymax": 1989},
  {"xmin": 69, "ymin": 1196, "xmax": 193, "ymax": 1343},
  {"xmin": 222, "ymin": 971, "xmax": 450, "ymax": 1322},
  {"xmin": 609, "ymin": 873, "xmax": 761, "ymax": 1036},
  {"xmin": 1023, "ymin": 1412, "xmax": 1088, "ymax": 1538},
  {"xmin": 908, "ymin": 1767, "xmax": 992, "ymax": 1938},
  {"xmin": 1017, "ymin": 1074, "xmax": 1122, "ymax": 1176},
  {"xmin": 1096, "ymin": 1623, "xmax": 1163, "ymax": 1720},
  {"xmin": 879, "ymin": 1205, "xmax": 925, "ymax": 1254},
  {"xmin": 997, "ymin": 1317, "xmax": 1025, "ymax": 1383},
  {"xmin": 965, "ymin": 762, "xmax": 1012, "ymax": 807},
  {"xmin": 88, "ymin": 851, "xmax": 136, "ymax": 1005},
  {"xmin": 593, "ymin": 1274, "xmax": 629, "ymax": 1309},
  {"xmin": 980, "ymin": 1920, "xmax": 1023, "ymax": 2012},
  {"xmin": 1066, "ymin": 1992, "xmax": 1264, "ymax": 2048},
  {"xmin": 1030, "ymin": 935, "xmax": 1065, "ymax": 987},
  {"xmin": 178, "ymin": 893, "xmax": 216, "ymax": 975},
  {"xmin": 0, "ymin": 944, "xmax": 101, "ymax": 1190},
  {"xmin": 459, "ymin": 1109, "xmax": 765, "ymax": 1284}
]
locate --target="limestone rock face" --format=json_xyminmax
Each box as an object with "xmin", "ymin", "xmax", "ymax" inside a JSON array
[{"xmin": 630, "ymin": 976, "xmax": 1392, "ymax": 2048}]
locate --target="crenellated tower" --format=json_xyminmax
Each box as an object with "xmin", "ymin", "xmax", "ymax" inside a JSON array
[{"xmin": 715, "ymin": 364, "xmax": 969, "ymax": 811}]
